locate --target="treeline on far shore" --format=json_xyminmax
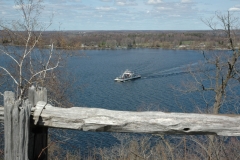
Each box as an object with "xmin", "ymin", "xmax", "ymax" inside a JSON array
[{"xmin": 1, "ymin": 30, "xmax": 240, "ymax": 50}]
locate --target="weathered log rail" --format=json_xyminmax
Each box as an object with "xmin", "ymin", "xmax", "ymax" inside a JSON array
[
  {"xmin": 1, "ymin": 87, "xmax": 240, "ymax": 160},
  {"xmin": 1, "ymin": 103, "xmax": 240, "ymax": 136},
  {"xmin": 34, "ymin": 101, "xmax": 240, "ymax": 136}
]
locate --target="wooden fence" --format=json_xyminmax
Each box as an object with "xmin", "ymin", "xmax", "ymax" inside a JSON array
[{"xmin": 0, "ymin": 86, "xmax": 240, "ymax": 160}]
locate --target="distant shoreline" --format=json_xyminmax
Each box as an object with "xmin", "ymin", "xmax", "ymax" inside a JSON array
[
  {"xmin": 1, "ymin": 30, "xmax": 238, "ymax": 51},
  {"xmin": 1, "ymin": 43, "xmax": 231, "ymax": 52}
]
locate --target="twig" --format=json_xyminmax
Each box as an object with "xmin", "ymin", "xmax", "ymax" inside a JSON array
[
  {"xmin": 0, "ymin": 48, "xmax": 20, "ymax": 66},
  {"xmin": 0, "ymin": 66, "xmax": 19, "ymax": 85},
  {"xmin": 130, "ymin": 151, "xmax": 145, "ymax": 160},
  {"xmin": 37, "ymin": 141, "xmax": 55, "ymax": 160},
  {"xmin": 28, "ymin": 60, "xmax": 60, "ymax": 83}
]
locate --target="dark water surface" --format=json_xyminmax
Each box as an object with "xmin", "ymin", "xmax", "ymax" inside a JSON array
[
  {"xmin": 68, "ymin": 49, "xmax": 203, "ymax": 112},
  {"xmin": 1, "ymin": 47, "xmax": 239, "ymax": 156},
  {"xmin": 52, "ymin": 49, "xmax": 207, "ymax": 155},
  {"xmin": 2, "ymin": 48, "xmax": 238, "ymax": 156}
]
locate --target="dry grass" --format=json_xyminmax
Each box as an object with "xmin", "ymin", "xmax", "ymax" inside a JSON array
[{"xmin": 46, "ymin": 132, "xmax": 240, "ymax": 160}]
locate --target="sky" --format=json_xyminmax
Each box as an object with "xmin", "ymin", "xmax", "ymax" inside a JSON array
[{"xmin": 1, "ymin": 0, "xmax": 240, "ymax": 30}]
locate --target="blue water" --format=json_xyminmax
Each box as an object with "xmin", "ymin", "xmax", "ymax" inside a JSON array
[
  {"xmin": 68, "ymin": 49, "xmax": 204, "ymax": 112},
  {"xmin": 2, "ymin": 48, "xmax": 238, "ymax": 156},
  {"xmin": 50, "ymin": 49, "xmax": 210, "ymax": 156}
]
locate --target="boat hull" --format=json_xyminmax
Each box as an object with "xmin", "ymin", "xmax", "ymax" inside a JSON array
[{"xmin": 114, "ymin": 75, "xmax": 141, "ymax": 82}]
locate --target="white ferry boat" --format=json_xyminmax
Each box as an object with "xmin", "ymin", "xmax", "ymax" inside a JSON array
[{"xmin": 114, "ymin": 69, "xmax": 141, "ymax": 82}]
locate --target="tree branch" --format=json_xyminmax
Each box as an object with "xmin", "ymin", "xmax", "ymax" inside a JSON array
[
  {"xmin": 28, "ymin": 60, "xmax": 60, "ymax": 84},
  {"xmin": 0, "ymin": 66, "xmax": 19, "ymax": 85},
  {"xmin": 0, "ymin": 48, "xmax": 20, "ymax": 66}
]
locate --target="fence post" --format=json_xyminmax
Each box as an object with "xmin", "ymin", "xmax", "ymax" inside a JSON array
[
  {"xmin": 4, "ymin": 91, "xmax": 31, "ymax": 160},
  {"xmin": 28, "ymin": 86, "xmax": 48, "ymax": 160}
]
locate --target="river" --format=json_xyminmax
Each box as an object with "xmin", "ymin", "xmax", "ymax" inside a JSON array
[
  {"xmin": 1, "ymin": 48, "xmax": 237, "ymax": 156},
  {"xmin": 67, "ymin": 49, "xmax": 205, "ymax": 112},
  {"xmin": 51, "ymin": 48, "xmax": 210, "ymax": 156}
]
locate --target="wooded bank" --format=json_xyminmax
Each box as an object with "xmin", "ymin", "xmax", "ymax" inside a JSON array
[
  {"xmin": 1, "ymin": 30, "xmax": 240, "ymax": 50},
  {"xmin": 1, "ymin": 101, "xmax": 240, "ymax": 136}
]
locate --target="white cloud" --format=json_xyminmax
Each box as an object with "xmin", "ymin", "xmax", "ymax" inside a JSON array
[
  {"xmin": 116, "ymin": 0, "xmax": 137, "ymax": 6},
  {"xmin": 96, "ymin": 6, "xmax": 116, "ymax": 11},
  {"xmin": 13, "ymin": 5, "xmax": 22, "ymax": 9},
  {"xmin": 147, "ymin": 0, "xmax": 163, "ymax": 5},
  {"xmin": 157, "ymin": 6, "xmax": 172, "ymax": 10},
  {"xmin": 181, "ymin": 0, "xmax": 192, "ymax": 3},
  {"xmin": 148, "ymin": 1, "xmax": 197, "ymax": 20},
  {"xmin": 117, "ymin": 2, "xmax": 125, "ymax": 6},
  {"xmin": 229, "ymin": 7, "xmax": 240, "ymax": 11},
  {"xmin": 100, "ymin": 0, "xmax": 112, "ymax": 2}
]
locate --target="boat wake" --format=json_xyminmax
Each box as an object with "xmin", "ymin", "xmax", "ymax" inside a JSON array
[
  {"xmin": 141, "ymin": 62, "xmax": 212, "ymax": 80},
  {"xmin": 143, "ymin": 71, "xmax": 190, "ymax": 79}
]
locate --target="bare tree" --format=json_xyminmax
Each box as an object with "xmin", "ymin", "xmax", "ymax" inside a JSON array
[
  {"xmin": 178, "ymin": 11, "xmax": 240, "ymax": 114},
  {"xmin": 174, "ymin": 11, "xmax": 240, "ymax": 160},
  {"xmin": 201, "ymin": 11, "xmax": 239, "ymax": 114},
  {"xmin": 0, "ymin": 0, "xmax": 62, "ymax": 101},
  {"xmin": 0, "ymin": 1, "xmax": 76, "ymax": 158}
]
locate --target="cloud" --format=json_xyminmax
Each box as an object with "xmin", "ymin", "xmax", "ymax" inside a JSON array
[
  {"xmin": 96, "ymin": 6, "xmax": 116, "ymax": 11},
  {"xmin": 100, "ymin": 0, "xmax": 112, "ymax": 2},
  {"xmin": 115, "ymin": 0, "xmax": 137, "ymax": 6},
  {"xmin": 229, "ymin": 7, "xmax": 240, "ymax": 11},
  {"xmin": 13, "ymin": 5, "xmax": 23, "ymax": 9},
  {"xmin": 147, "ymin": 1, "xmax": 198, "ymax": 21},
  {"xmin": 116, "ymin": 1, "xmax": 125, "ymax": 6},
  {"xmin": 181, "ymin": 0, "xmax": 192, "ymax": 3},
  {"xmin": 147, "ymin": 0, "xmax": 163, "ymax": 5},
  {"xmin": 157, "ymin": 7, "xmax": 172, "ymax": 11}
]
